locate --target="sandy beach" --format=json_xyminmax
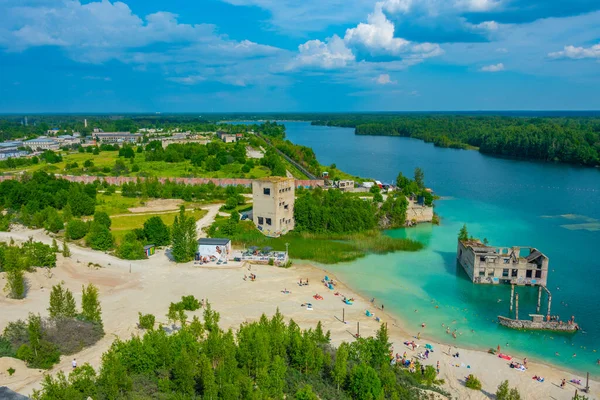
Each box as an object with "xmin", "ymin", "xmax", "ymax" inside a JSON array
[{"xmin": 0, "ymin": 227, "xmax": 598, "ymax": 399}]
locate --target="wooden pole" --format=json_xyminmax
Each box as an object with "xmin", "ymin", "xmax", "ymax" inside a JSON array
[
  {"xmin": 510, "ymin": 284, "xmax": 514, "ymax": 312},
  {"xmin": 357, "ymin": 322, "xmax": 360, "ymax": 338},
  {"xmin": 585, "ymin": 372, "xmax": 590, "ymax": 393},
  {"xmin": 536, "ymin": 285, "xmax": 542, "ymax": 314},
  {"xmin": 515, "ymin": 293, "xmax": 519, "ymax": 321},
  {"xmin": 342, "ymin": 308, "xmax": 345, "ymax": 323}
]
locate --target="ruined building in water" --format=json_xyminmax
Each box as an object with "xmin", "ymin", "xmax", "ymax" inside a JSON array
[{"xmin": 457, "ymin": 240, "xmax": 548, "ymax": 286}]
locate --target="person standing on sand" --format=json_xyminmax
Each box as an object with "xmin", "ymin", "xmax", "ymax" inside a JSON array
[
  {"xmin": 560, "ymin": 378, "xmax": 566, "ymax": 388},
  {"xmin": 72, "ymin": 359, "xmax": 77, "ymax": 369},
  {"xmin": 497, "ymin": 344, "xmax": 501, "ymax": 353},
  {"xmin": 436, "ymin": 361, "xmax": 440, "ymax": 374},
  {"xmin": 523, "ymin": 357, "xmax": 527, "ymax": 367}
]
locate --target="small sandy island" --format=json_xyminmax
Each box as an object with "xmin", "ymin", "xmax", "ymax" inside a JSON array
[{"xmin": 0, "ymin": 227, "xmax": 598, "ymax": 399}]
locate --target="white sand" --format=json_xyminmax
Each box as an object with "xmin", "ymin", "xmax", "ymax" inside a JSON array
[{"xmin": 0, "ymin": 227, "xmax": 598, "ymax": 399}]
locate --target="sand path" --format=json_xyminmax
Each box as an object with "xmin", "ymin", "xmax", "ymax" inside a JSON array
[{"xmin": 0, "ymin": 228, "xmax": 598, "ymax": 399}]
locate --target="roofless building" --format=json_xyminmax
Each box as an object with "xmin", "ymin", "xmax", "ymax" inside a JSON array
[{"xmin": 457, "ymin": 239, "xmax": 548, "ymax": 286}]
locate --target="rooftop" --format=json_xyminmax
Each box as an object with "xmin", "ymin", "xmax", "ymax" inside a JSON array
[
  {"xmin": 198, "ymin": 238, "xmax": 231, "ymax": 246},
  {"xmin": 255, "ymin": 176, "xmax": 293, "ymax": 183}
]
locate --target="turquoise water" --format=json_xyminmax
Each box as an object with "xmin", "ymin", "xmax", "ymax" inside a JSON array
[{"xmin": 283, "ymin": 121, "xmax": 600, "ymax": 376}]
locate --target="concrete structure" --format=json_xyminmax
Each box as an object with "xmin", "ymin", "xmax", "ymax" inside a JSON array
[
  {"xmin": 216, "ymin": 131, "xmax": 238, "ymax": 143},
  {"xmin": 336, "ymin": 180, "xmax": 354, "ymax": 191},
  {"xmin": 252, "ymin": 177, "xmax": 295, "ymax": 237},
  {"xmin": 197, "ymin": 238, "xmax": 231, "ymax": 260},
  {"xmin": 56, "ymin": 134, "xmax": 81, "ymax": 146},
  {"xmin": 24, "ymin": 137, "xmax": 59, "ymax": 151},
  {"xmin": 457, "ymin": 240, "xmax": 548, "ymax": 286},
  {"xmin": 92, "ymin": 132, "xmax": 142, "ymax": 143}
]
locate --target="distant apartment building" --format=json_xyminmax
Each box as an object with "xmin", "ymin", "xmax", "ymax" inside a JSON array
[
  {"xmin": 216, "ymin": 131, "xmax": 239, "ymax": 143},
  {"xmin": 55, "ymin": 134, "xmax": 81, "ymax": 146},
  {"xmin": 24, "ymin": 137, "xmax": 60, "ymax": 151},
  {"xmin": 252, "ymin": 177, "xmax": 295, "ymax": 237},
  {"xmin": 457, "ymin": 239, "xmax": 549, "ymax": 286},
  {"xmin": 92, "ymin": 132, "xmax": 142, "ymax": 143},
  {"xmin": 0, "ymin": 141, "xmax": 27, "ymax": 159}
]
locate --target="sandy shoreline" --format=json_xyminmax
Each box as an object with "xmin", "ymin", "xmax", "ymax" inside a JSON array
[{"xmin": 0, "ymin": 228, "xmax": 598, "ymax": 399}]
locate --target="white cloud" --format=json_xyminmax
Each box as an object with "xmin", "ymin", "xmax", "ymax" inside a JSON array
[
  {"xmin": 290, "ymin": 35, "xmax": 355, "ymax": 69},
  {"xmin": 548, "ymin": 43, "xmax": 600, "ymax": 60},
  {"xmin": 381, "ymin": 0, "xmax": 502, "ymax": 16},
  {"xmin": 454, "ymin": 0, "xmax": 501, "ymax": 12},
  {"xmin": 375, "ymin": 73, "xmax": 396, "ymax": 84},
  {"xmin": 344, "ymin": 2, "xmax": 443, "ymax": 58},
  {"xmin": 0, "ymin": 0, "xmax": 281, "ymax": 64},
  {"xmin": 480, "ymin": 62, "xmax": 505, "ymax": 72},
  {"xmin": 167, "ymin": 75, "xmax": 207, "ymax": 85}
]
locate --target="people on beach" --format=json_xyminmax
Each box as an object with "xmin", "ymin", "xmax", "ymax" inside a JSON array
[
  {"xmin": 436, "ymin": 361, "xmax": 440, "ymax": 374},
  {"xmin": 523, "ymin": 357, "xmax": 527, "ymax": 367},
  {"xmin": 560, "ymin": 378, "xmax": 566, "ymax": 388},
  {"xmin": 417, "ymin": 332, "xmax": 421, "ymax": 340},
  {"xmin": 72, "ymin": 358, "xmax": 77, "ymax": 369}
]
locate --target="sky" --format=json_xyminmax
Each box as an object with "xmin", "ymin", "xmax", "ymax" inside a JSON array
[{"xmin": 0, "ymin": 0, "xmax": 599, "ymax": 112}]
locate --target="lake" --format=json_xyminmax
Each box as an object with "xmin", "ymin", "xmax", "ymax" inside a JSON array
[{"xmin": 283, "ymin": 121, "xmax": 600, "ymax": 376}]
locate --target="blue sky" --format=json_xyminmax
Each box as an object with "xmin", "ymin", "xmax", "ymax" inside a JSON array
[{"xmin": 0, "ymin": 0, "xmax": 599, "ymax": 112}]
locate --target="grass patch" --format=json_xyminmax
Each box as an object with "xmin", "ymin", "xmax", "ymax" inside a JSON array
[
  {"xmin": 1, "ymin": 150, "xmax": 274, "ymax": 179},
  {"xmin": 210, "ymin": 220, "xmax": 423, "ymax": 264},
  {"xmin": 95, "ymin": 195, "xmax": 145, "ymax": 215}
]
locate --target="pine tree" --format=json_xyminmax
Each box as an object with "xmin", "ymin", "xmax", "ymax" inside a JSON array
[
  {"xmin": 51, "ymin": 239, "xmax": 59, "ymax": 253},
  {"xmin": 48, "ymin": 284, "xmax": 66, "ymax": 318},
  {"xmin": 81, "ymin": 284, "xmax": 102, "ymax": 326},
  {"xmin": 332, "ymin": 342, "xmax": 349, "ymax": 391},
  {"xmin": 458, "ymin": 224, "xmax": 469, "ymax": 241},
  {"xmin": 414, "ymin": 167, "xmax": 425, "ymax": 188},
  {"xmin": 62, "ymin": 240, "xmax": 71, "ymax": 257},
  {"xmin": 171, "ymin": 206, "xmax": 197, "ymax": 263},
  {"xmin": 63, "ymin": 288, "xmax": 77, "ymax": 318},
  {"xmin": 5, "ymin": 269, "xmax": 26, "ymax": 299}
]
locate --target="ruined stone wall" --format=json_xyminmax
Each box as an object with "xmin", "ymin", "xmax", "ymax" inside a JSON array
[{"xmin": 0, "ymin": 174, "xmax": 323, "ymax": 188}]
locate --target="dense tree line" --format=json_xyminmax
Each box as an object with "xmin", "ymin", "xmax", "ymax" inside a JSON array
[
  {"xmin": 313, "ymin": 116, "xmax": 600, "ymax": 166},
  {"xmin": 30, "ymin": 306, "xmax": 445, "ymax": 400},
  {"xmin": 294, "ymin": 188, "xmax": 378, "ymax": 233},
  {"xmin": 0, "ymin": 172, "xmax": 97, "ymax": 232},
  {"xmin": 120, "ymin": 179, "xmax": 250, "ymax": 201}
]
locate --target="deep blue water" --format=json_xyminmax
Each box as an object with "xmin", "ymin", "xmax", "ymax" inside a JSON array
[{"xmin": 282, "ymin": 121, "xmax": 600, "ymax": 376}]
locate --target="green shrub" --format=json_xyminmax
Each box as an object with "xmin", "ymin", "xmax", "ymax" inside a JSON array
[
  {"xmin": 66, "ymin": 219, "xmax": 89, "ymax": 240},
  {"xmin": 16, "ymin": 343, "xmax": 33, "ymax": 363},
  {"xmin": 138, "ymin": 313, "xmax": 156, "ymax": 330},
  {"xmin": 180, "ymin": 295, "xmax": 200, "ymax": 311},
  {"xmin": 465, "ymin": 374, "xmax": 482, "ymax": 390},
  {"xmin": 7, "ymin": 367, "xmax": 15, "ymax": 376},
  {"xmin": 0, "ymin": 336, "xmax": 15, "ymax": 357}
]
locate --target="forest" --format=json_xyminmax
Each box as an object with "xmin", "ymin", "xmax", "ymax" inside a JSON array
[
  {"xmin": 29, "ymin": 306, "xmax": 446, "ymax": 400},
  {"xmin": 311, "ymin": 115, "xmax": 600, "ymax": 166}
]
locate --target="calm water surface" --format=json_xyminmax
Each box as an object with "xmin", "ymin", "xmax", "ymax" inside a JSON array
[{"xmin": 283, "ymin": 121, "xmax": 600, "ymax": 376}]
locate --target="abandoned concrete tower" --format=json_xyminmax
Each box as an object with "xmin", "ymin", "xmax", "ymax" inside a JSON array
[
  {"xmin": 252, "ymin": 177, "xmax": 295, "ymax": 237},
  {"xmin": 457, "ymin": 239, "xmax": 548, "ymax": 286}
]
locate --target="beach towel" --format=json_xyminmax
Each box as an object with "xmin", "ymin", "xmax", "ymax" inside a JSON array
[
  {"xmin": 499, "ymin": 354, "xmax": 512, "ymax": 361},
  {"xmin": 328, "ymin": 284, "xmax": 334, "ymax": 290},
  {"xmin": 425, "ymin": 344, "xmax": 433, "ymax": 350}
]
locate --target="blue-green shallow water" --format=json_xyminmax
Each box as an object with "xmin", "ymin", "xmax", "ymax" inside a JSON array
[{"xmin": 282, "ymin": 121, "xmax": 600, "ymax": 376}]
